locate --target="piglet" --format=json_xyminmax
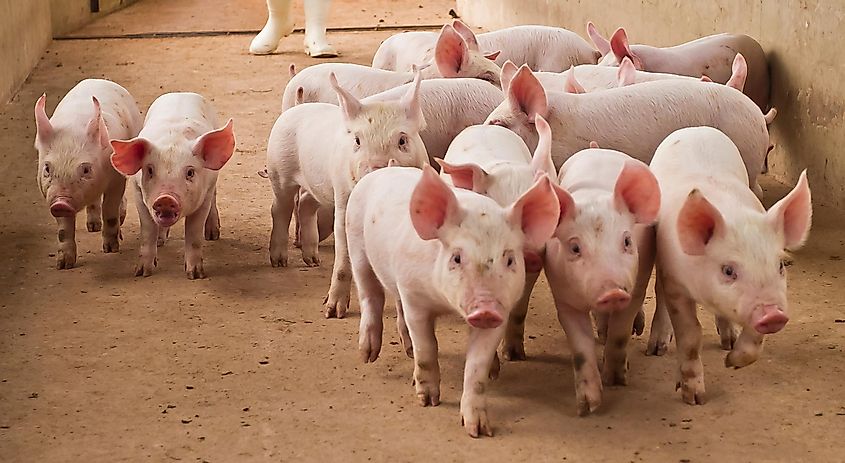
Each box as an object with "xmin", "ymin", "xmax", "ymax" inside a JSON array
[
  {"xmin": 485, "ymin": 64, "xmax": 770, "ymax": 192},
  {"xmin": 588, "ymin": 23, "xmax": 769, "ymax": 110},
  {"xmin": 543, "ymin": 147, "xmax": 660, "ymax": 415},
  {"xmin": 35, "ymin": 79, "xmax": 143, "ymax": 269},
  {"xmin": 350, "ymin": 165, "xmax": 559, "ymax": 437},
  {"xmin": 110, "ymin": 93, "xmax": 235, "ymax": 279},
  {"xmin": 267, "ymin": 73, "xmax": 429, "ymax": 318},
  {"xmin": 436, "ymin": 116, "xmax": 556, "ymax": 361},
  {"xmin": 283, "ymin": 24, "xmax": 500, "ymax": 110},
  {"xmin": 649, "ymin": 126, "xmax": 811, "ymax": 405},
  {"xmin": 373, "ymin": 20, "xmax": 599, "ymax": 72}
]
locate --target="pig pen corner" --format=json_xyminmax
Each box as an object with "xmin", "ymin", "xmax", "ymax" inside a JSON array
[{"xmin": 1, "ymin": 0, "xmax": 844, "ymax": 461}]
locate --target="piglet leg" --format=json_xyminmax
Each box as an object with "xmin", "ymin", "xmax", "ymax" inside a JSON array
[{"xmin": 461, "ymin": 324, "xmax": 506, "ymax": 438}]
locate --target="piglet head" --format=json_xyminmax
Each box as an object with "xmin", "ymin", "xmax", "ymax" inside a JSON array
[
  {"xmin": 676, "ymin": 171, "xmax": 812, "ymax": 334},
  {"xmin": 551, "ymin": 156, "xmax": 659, "ymax": 312},
  {"xmin": 433, "ymin": 24, "xmax": 502, "ymax": 86},
  {"xmin": 410, "ymin": 166, "xmax": 559, "ymax": 328},
  {"xmin": 331, "ymin": 72, "xmax": 428, "ymax": 181},
  {"xmin": 485, "ymin": 64, "xmax": 548, "ymax": 152},
  {"xmin": 36, "ymin": 95, "xmax": 114, "ymax": 216},
  {"xmin": 111, "ymin": 119, "xmax": 235, "ymax": 227}
]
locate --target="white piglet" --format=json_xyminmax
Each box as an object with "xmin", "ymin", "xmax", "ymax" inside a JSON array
[
  {"xmin": 110, "ymin": 92, "xmax": 236, "ymax": 279},
  {"xmin": 436, "ymin": 116, "xmax": 556, "ymax": 361},
  {"xmin": 34, "ymin": 79, "xmax": 143, "ymax": 269},
  {"xmin": 543, "ymin": 147, "xmax": 660, "ymax": 415},
  {"xmin": 282, "ymin": 24, "xmax": 501, "ymax": 111},
  {"xmin": 649, "ymin": 127, "xmax": 812, "ymax": 405},
  {"xmin": 267, "ymin": 73, "xmax": 429, "ymax": 318},
  {"xmin": 350, "ymin": 165, "xmax": 560, "ymax": 437}
]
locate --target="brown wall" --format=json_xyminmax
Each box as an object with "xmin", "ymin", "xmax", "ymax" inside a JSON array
[
  {"xmin": 457, "ymin": 0, "xmax": 845, "ymax": 207},
  {"xmin": 51, "ymin": 0, "xmax": 136, "ymax": 37},
  {"xmin": 0, "ymin": 0, "xmax": 52, "ymax": 104}
]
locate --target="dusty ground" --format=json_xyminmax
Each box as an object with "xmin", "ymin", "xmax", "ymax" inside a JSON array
[{"xmin": 1, "ymin": 0, "xmax": 844, "ymax": 461}]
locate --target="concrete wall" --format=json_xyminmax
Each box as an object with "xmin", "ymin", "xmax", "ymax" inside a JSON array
[
  {"xmin": 0, "ymin": 0, "xmax": 138, "ymax": 103},
  {"xmin": 457, "ymin": 0, "xmax": 845, "ymax": 207},
  {"xmin": 0, "ymin": 0, "xmax": 52, "ymax": 104},
  {"xmin": 51, "ymin": 0, "xmax": 135, "ymax": 37}
]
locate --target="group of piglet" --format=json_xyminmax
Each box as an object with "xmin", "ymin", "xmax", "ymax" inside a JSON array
[{"xmin": 34, "ymin": 19, "xmax": 813, "ymax": 438}]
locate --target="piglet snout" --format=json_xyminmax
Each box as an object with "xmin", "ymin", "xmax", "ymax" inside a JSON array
[
  {"xmin": 595, "ymin": 288, "xmax": 631, "ymax": 312},
  {"xmin": 466, "ymin": 298, "xmax": 504, "ymax": 329},
  {"xmin": 50, "ymin": 198, "xmax": 76, "ymax": 217},
  {"xmin": 752, "ymin": 304, "xmax": 789, "ymax": 334},
  {"xmin": 152, "ymin": 194, "xmax": 181, "ymax": 227}
]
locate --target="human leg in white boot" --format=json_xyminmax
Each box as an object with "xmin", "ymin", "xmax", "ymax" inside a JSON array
[
  {"xmin": 249, "ymin": 0, "xmax": 337, "ymax": 57},
  {"xmin": 303, "ymin": 0, "xmax": 337, "ymax": 57}
]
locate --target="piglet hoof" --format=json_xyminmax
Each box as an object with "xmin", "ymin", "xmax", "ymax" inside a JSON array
[
  {"xmin": 675, "ymin": 380, "xmax": 706, "ymax": 405},
  {"xmin": 501, "ymin": 342, "xmax": 526, "ymax": 361},
  {"xmin": 134, "ymin": 258, "xmax": 156, "ymax": 277},
  {"xmin": 269, "ymin": 253, "xmax": 288, "ymax": 268},
  {"xmin": 103, "ymin": 237, "xmax": 120, "ymax": 253},
  {"xmin": 87, "ymin": 218, "xmax": 102, "ymax": 233},
  {"xmin": 488, "ymin": 353, "xmax": 501, "ymax": 381},
  {"xmin": 204, "ymin": 225, "xmax": 220, "ymax": 241},
  {"xmin": 632, "ymin": 309, "xmax": 646, "ymax": 336},
  {"xmin": 415, "ymin": 383, "xmax": 440, "ymax": 407},
  {"xmin": 358, "ymin": 322, "xmax": 383, "ymax": 363},
  {"xmin": 575, "ymin": 389, "xmax": 602, "ymax": 417},
  {"xmin": 398, "ymin": 327, "xmax": 413, "ymax": 358},
  {"xmin": 301, "ymin": 254, "xmax": 321, "ymax": 267},
  {"xmin": 56, "ymin": 250, "xmax": 77, "ymax": 270},
  {"xmin": 461, "ymin": 406, "xmax": 493, "ymax": 438},
  {"xmin": 157, "ymin": 227, "xmax": 170, "ymax": 247},
  {"xmin": 724, "ymin": 348, "xmax": 758, "ymax": 369},
  {"xmin": 186, "ymin": 262, "xmax": 206, "ymax": 280},
  {"xmin": 324, "ymin": 294, "xmax": 350, "ymax": 319},
  {"xmin": 716, "ymin": 320, "xmax": 738, "ymax": 351},
  {"xmin": 601, "ymin": 362, "xmax": 628, "ymax": 387},
  {"xmin": 646, "ymin": 331, "xmax": 673, "ymax": 356}
]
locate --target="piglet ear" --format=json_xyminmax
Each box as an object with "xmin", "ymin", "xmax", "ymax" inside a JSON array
[
  {"xmin": 410, "ymin": 165, "xmax": 462, "ymax": 240},
  {"xmin": 530, "ymin": 114, "xmax": 556, "ymax": 176},
  {"xmin": 110, "ymin": 138, "xmax": 151, "ymax": 176},
  {"xmin": 451, "ymin": 20, "xmax": 479, "ymax": 51},
  {"xmin": 550, "ymin": 182, "xmax": 576, "ymax": 228},
  {"xmin": 34, "ymin": 93, "xmax": 53, "ymax": 147},
  {"xmin": 87, "ymin": 96, "xmax": 111, "ymax": 149},
  {"xmin": 330, "ymin": 73, "xmax": 362, "ymax": 120},
  {"xmin": 587, "ymin": 21, "xmax": 611, "ymax": 57},
  {"xmin": 435, "ymin": 158, "xmax": 489, "ymax": 193},
  {"xmin": 676, "ymin": 189, "xmax": 725, "ymax": 256},
  {"xmin": 434, "ymin": 24, "xmax": 469, "ymax": 77},
  {"xmin": 484, "ymin": 50, "xmax": 501, "ymax": 61},
  {"xmin": 508, "ymin": 65, "xmax": 548, "ymax": 120},
  {"xmin": 726, "ymin": 53, "xmax": 747, "ymax": 92},
  {"xmin": 400, "ymin": 70, "xmax": 426, "ymax": 131},
  {"xmin": 610, "ymin": 28, "xmax": 643, "ymax": 69},
  {"xmin": 500, "ymin": 60, "xmax": 519, "ymax": 93},
  {"xmin": 589, "ymin": 141, "xmax": 600, "ymax": 149},
  {"xmin": 616, "ymin": 57, "xmax": 637, "ymax": 87},
  {"xmin": 508, "ymin": 174, "xmax": 560, "ymax": 249},
  {"xmin": 767, "ymin": 169, "xmax": 812, "ymax": 250},
  {"xmin": 613, "ymin": 160, "xmax": 661, "ymax": 224},
  {"xmin": 193, "ymin": 119, "xmax": 235, "ymax": 171},
  {"xmin": 564, "ymin": 66, "xmax": 586, "ymax": 94}
]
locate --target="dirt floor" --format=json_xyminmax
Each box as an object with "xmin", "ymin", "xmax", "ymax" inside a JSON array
[{"xmin": 1, "ymin": 0, "xmax": 844, "ymax": 461}]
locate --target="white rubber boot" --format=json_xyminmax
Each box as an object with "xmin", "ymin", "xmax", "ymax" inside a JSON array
[
  {"xmin": 249, "ymin": 0, "xmax": 295, "ymax": 55},
  {"xmin": 303, "ymin": 0, "xmax": 338, "ymax": 57}
]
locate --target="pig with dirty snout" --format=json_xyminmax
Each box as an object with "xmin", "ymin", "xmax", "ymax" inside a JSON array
[
  {"xmin": 543, "ymin": 148, "xmax": 660, "ymax": 416},
  {"xmin": 267, "ymin": 72, "xmax": 429, "ymax": 319},
  {"xmin": 350, "ymin": 165, "xmax": 560, "ymax": 438},
  {"xmin": 110, "ymin": 92, "xmax": 235, "ymax": 279},
  {"xmin": 649, "ymin": 127, "xmax": 811, "ymax": 406},
  {"xmin": 435, "ymin": 116, "xmax": 556, "ymax": 363},
  {"xmin": 35, "ymin": 78, "xmax": 144, "ymax": 269}
]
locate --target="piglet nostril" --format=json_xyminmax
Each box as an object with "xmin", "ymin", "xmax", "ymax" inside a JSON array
[{"xmin": 595, "ymin": 289, "xmax": 631, "ymax": 312}]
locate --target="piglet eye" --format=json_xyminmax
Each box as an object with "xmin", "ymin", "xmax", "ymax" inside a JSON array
[
  {"xmin": 354, "ymin": 136, "xmax": 361, "ymax": 146},
  {"xmin": 506, "ymin": 255, "xmax": 515, "ymax": 267},
  {"xmin": 43, "ymin": 163, "xmax": 51, "ymax": 176},
  {"xmin": 488, "ymin": 119, "xmax": 507, "ymax": 128},
  {"xmin": 569, "ymin": 239, "xmax": 581, "ymax": 256},
  {"xmin": 398, "ymin": 135, "xmax": 407, "ymax": 147},
  {"xmin": 451, "ymin": 253, "xmax": 461, "ymax": 265},
  {"xmin": 80, "ymin": 164, "xmax": 92, "ymax": 176},
  {"xmin": 779, "ymin": 260, "xmax": 786, "ymax": 275},
  {"xmin": 721, "ymin": 265, "xmax": 737, "ymax": 281},
  {"xmin": 146, "ymin": 165, "xmax": 154, "ymax": 177},
  {"xmin": 186, "ymin": 168, "xmax": 195, "ymax": 179},
  {"xmin": 623, "ymin": 233, "xmax": 632, "ymax": 250}
]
